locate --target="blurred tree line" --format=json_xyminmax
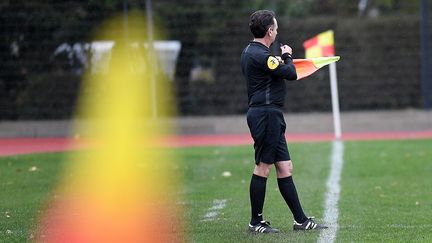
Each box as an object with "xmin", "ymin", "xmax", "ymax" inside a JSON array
[{"xmin": 0, "ymin": 0, "xmax": 426, "ymax": 119}]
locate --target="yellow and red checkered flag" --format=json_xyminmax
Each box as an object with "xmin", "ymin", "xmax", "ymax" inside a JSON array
[
  {"xmin": 293, "ymin": 30, "xmax": 339, "ymax": 80},
  {"xmin": 303, "ymin": 30, "xmax": 335, "ymax": 58}
]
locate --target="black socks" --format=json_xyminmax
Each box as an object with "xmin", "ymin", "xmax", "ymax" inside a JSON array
[
  {"xmin": 249, "ymin": 174, "xmax": 267, "ymax": 225},
  {"xmin": 250, "ymin": 175, "xmax": 308, "ymax": 225},
  {"xmin": 277, "ymin": 176, "xmax": 308, "ymax": 223}
]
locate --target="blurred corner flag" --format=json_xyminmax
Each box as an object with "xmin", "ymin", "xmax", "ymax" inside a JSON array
[
  {"xmin": 35, "ymin": 13, "xmax": 183, "ymax": 243},
  {"xmin": 302, "ymin": 30, "xmax": 342, "ymax": 139}
]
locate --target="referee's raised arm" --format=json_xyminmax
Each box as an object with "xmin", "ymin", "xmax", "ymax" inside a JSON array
[{"xmin": 265, "ymin": 51, "xmax": 297, "ymax": 81}]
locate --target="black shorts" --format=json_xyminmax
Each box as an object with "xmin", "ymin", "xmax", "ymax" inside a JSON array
[{"xmin": 247, "ymin": 106, "xmax": 291, "ymax": 165}]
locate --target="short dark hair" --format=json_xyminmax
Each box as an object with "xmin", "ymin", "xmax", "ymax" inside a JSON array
[{"xmin": 249, "ymin": 10, "xmax": 276, "ymax": 38}]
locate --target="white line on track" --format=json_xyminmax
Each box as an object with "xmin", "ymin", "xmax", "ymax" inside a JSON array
[
  {"xmin": 318, "ymin": 140, "xmax": 344, "ymax": 243},
  {"xmin": 201, "ymin": 199, "xmax": 227, "ymax": 222}
]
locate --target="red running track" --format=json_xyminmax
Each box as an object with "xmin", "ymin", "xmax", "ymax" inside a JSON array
[{"xmin": 1, "ymin": 130, "xmax": 432, "ymax": 156}]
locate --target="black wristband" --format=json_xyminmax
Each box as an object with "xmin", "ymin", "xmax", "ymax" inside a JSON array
[{"xmin": 281, "ymin": 52, "xmax": 292, "ymax": 62}]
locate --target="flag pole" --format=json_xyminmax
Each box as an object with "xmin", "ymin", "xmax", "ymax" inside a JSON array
[
  {"xmin": 146, "ymin": 0, "xmax": 157, "ymax": 118},
  {"xmin": 303, "ymin": 29, "xmax": 341, "ymax": 139},
  {"xmin": 329, "ymin": 62, "xmax": 342, "ymax": 139}
]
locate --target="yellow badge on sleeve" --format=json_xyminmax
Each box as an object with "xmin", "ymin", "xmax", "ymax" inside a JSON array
[{"xmin": 267, "ymin": 56, "xmax": 279, "ymax": 70}]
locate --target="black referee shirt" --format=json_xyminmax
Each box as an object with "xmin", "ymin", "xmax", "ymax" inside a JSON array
[{"xmin": 241, "ymin": 41, "xmax": 297, "ymax": 108}]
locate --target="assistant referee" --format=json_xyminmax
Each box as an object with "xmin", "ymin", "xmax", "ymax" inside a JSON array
[{"xmin": 241, "ymin": 10, "xmax": 327, "ymax": 233}]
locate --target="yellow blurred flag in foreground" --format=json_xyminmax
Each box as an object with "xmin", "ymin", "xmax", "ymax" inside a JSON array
[{"xmin": 35, "ymin": 13, "xmax": 182, "ymax": 243}]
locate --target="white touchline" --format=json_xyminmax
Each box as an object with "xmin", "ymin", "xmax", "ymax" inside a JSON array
[
  {"xmin": 318, "ymin": 140, "xmax": 344, "ymax": 243},
  {"xmin": 201, "ymin": 199, "xmax": 227, "ymax": 221}
]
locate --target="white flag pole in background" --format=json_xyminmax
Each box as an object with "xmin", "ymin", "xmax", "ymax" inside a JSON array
[
  {"xmin": 329, "ymin": 62, "xmax": 342, "ymax": 139},
  {"xmin": 146, "ymin": 0, "xmax": 157, "ymax": 118}
]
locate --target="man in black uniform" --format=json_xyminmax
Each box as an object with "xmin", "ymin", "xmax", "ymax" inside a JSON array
[{"xmin": 241, "ymin": 10, "xmax": 327, "ymax": 233}]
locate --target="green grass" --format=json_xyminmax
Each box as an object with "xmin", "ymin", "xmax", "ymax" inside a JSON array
[
  {"xmin": 0, "ymin": 139, "xmax": 431, "ymax": 242},
  {"xmin": 177, "ymin": 143, "xmax": 330, "ymax": 242},
  {"xmin": 338, "ymin": 139, "xmax": 432, "ymax": 242},
  {"xmin": 0, "ymin": 153, "xmax": 69, "ymax": 242}
]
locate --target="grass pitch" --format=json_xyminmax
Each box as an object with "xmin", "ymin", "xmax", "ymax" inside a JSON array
[
  {"xmin": 0, "ymin": 139, "xmax": 431, "ymax": 242},
  {"xmin": 338, "ymin": 140, "xmax": 432, "ymax": 242}
]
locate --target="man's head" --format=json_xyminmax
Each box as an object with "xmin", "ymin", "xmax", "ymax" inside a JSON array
[{"xmin": 249, "ymin": 10, "xmax": 278, "ymax": 43}]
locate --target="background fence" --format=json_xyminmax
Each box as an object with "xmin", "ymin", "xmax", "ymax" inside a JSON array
[{"xmin": 0, "ymin": 0, "xmax": 431, "ymax": 119}]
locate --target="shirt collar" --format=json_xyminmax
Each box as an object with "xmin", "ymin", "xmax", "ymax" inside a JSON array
[{"xmin": 250, "ymin": 41, "xmax": 269, "ymax": 50}]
